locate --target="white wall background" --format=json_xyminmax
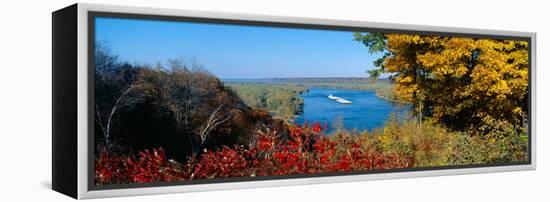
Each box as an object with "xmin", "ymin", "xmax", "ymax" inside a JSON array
[{"xmin": 0, "ymin": 0, "xmax": 547, "ymax": 201}]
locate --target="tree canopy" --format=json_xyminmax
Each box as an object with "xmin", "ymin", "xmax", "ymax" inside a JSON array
[{"xmin": 354, "ymin": 33, "xmax": 529, "ymax": 133}]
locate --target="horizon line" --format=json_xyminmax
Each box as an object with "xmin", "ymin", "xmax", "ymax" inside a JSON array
[{"xmin": 220, "ymin": 76, "xmax": 391, "ymax": 80}]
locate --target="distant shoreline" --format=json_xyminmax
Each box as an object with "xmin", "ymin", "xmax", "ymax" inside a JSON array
[{"xmin": 222, "ymin": 77, "xmax": 393, "ymax": 83}]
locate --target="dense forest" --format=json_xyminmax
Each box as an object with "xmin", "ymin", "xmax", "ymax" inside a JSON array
[
  {"xmin": 94, "ymin": 32, "xmax": 529, "ymax": 185},
  {"xmin": 226, "ymin": 83, "xmax": 307, "ymax": 121}
]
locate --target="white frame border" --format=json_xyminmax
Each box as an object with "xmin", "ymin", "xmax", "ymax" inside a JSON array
[{"xmin": 76, "ymin": 3, "xmax": 536, "ymax": 199}]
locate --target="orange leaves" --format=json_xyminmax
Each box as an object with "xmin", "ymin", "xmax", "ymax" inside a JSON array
[{"xmin": 257, "ymin": 135, "xmax": 275, "ymax": 152}]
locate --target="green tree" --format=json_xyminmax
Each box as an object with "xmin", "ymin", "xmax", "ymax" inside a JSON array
[{"xmin": 353, "ymin": 32, "xmax": 387, "ymax": 81}]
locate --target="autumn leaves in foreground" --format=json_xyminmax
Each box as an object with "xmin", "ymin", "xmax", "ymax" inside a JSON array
[{"xmin": 95, "ymin": 122, "xmax": 410, "ymax": 184}]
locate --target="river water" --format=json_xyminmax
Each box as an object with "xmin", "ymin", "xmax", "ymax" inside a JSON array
[{"xmin": 294, "ymin": 88, "xmax": 411, "ymax": 133}]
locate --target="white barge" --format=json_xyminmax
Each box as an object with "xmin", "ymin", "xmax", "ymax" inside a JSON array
[
  {"xmin": 328, "ymin": 94, "xmax": 352, "ymax": 104},
  {"xmin": 328, "ymin": 94, "xmax": 339, "ymax": 100}
]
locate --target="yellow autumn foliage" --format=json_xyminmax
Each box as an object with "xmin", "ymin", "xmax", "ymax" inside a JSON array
[{"xmin": 383, "ymin": 34, "xmax": 529, "ymax": 131}]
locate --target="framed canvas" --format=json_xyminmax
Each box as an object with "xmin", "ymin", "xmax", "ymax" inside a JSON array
[{"xmin": 52, "ymin": 3, "xmax": 536, "ymax": 199}]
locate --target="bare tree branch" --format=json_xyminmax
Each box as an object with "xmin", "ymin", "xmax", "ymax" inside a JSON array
[
  {"xmin": 96, "ymin": 85, "xmax": 142, "ymax": 145},
  {"xmin": 199, "ymin": 104, "xmax": 230, "ymax": 147},
  {"xmin": 95, "ymin": 104, "xmax": 107, "ymax": 140}
]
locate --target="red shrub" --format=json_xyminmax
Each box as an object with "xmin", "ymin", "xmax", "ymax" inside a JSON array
[
  {"xmin": 95, "ymin": 150, "xmax": 128, "ymax": 184},
  {"xmin": 95, "ymin": 122, "xmax": 412, "ymax": 185},
  {"xmin": 189, "ymin": 146, "xmax": 250, "ymax": 179},
  {"xmin": 95, "ymin": 148, "xmax": 185, "ymax": 185}
]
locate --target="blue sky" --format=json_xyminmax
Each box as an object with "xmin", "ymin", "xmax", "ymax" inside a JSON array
[{"xmin": 95, "ymin": 17, "xmax": 382, "ymax": 79}]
